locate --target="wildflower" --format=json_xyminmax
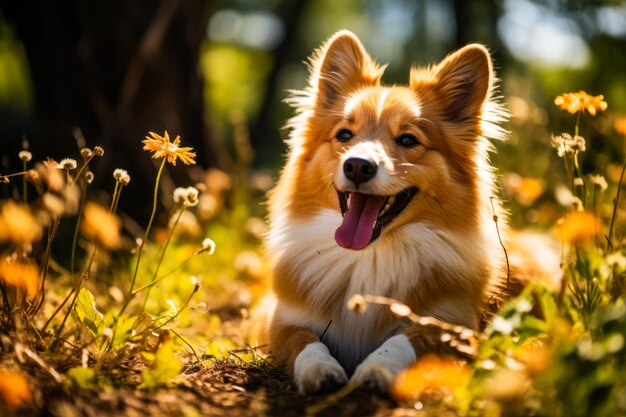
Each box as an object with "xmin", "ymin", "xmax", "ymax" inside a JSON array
[
  {"xmin": 392, "ymin": 354, "xmax": 470, "ymax": 401},
  {"xmin": 589, "ymin": 174, "xmax": 608, "ymax": 192},
  {"xmin": 80, "ymin": 202, "xmax": 121, "ymax": 249},
  {"xmin": 57, "ymin": 158, "xmax": 77, "ymax": 170},
  {"xmin": 113, "ymin": 169, "xmax": 131, "ymax": 186},
  {"xmin": 18, "ymin": 150, "xmax": 32, "ymax": 162},
  {"xmin": 347, "ymin": 294, "xmax": 368, "ymax": 314},
  {"xmin": 573, "ymin": 177, "xmax": 584, "ymax": 187},
  {"xmin": 1, "ymin": 176, "xmax": 8, "ymax": 184},
  {"xmin": 615, "ymin": 116, "xmax": 626, "ymax": 136},
  {"xmin": 42, "ymin": 193, "xmax": 65, "ymax": 217},
  {"xmin": 93, "ymin": 146, "xmax": 104, "ymax": 156},
  {"xmin": 142, "ymin": 131, "xmax": 196, "ymax": 166},
  {"xmin": 173, "ymin": 186, "xmax": 199, "ymax": 207},
  {"xmin": 557, "ymin": 211, "xmax": 599, "ymax": 244},
  {"xmin": 85, "ymin": 171, "xmax": 94, "ymax": 184},
  {"xmin": 0, "ymin": 258, "xmax": 40, "ymax": 299},
  {"xmin": 554, "ymin": 91, "xmax": 607, "ymax": 116},
  {"xmin": 80, "ymin": 148, "xmax": 93, "ymax": 159},
  {"xmin": 197, "ymin": 238, "xmax": 216, "ymax": 255},
  {"xmin": 607, "ymin": 252, "xmax": 626, "ymax": 269},
  {"xmin": 0, "ymin": 368, "xmax": 32, "ymax": 411},
  {"xmin": 0, "ymin": 202, "xmax": 42, "ymax": 244},
  {"xmin": 551, "ymin": 133, "xmax": 585, "ymax": 157}
]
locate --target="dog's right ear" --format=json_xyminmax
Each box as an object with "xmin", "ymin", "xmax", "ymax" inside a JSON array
[{"xmin": 310, "ymin": 31, "xmax": 384, "ymax": 109}]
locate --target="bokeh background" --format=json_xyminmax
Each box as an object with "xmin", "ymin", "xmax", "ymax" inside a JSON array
[{"xmin": 1, "ymin": 0, "xmax": 626, "ymax": 226}]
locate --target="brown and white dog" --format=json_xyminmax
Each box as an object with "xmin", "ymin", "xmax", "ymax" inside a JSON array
[{"xmin": 264, "ymin": 30, "xmax": 511, "ymax": 395}]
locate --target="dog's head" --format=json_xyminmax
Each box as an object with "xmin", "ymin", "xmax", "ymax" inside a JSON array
[{"xmin": 284, "ymin": 31, "xmax": 504, "ymax": 250}]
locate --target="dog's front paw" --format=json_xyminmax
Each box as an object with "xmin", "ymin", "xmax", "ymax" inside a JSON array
[
  {"xmin": 294, "ymin": 342, "xmax": 348, "ymax": 395},
  {"xmin": 350, "ymin": 360, "xmax": 395, "ymax": 391}
]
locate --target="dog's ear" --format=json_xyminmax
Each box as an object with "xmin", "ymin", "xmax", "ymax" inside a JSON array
[
  {"xmin": 423, "ymin": 44, "xmax": 493, "ymax": 123},
  {"xmin": 311, "ymin": 31, "xmax": 384, "ymax": 108}
]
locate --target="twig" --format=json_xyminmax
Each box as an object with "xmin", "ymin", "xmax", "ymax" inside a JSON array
[
  {"xmin": 305, "ymin": 382, "xmax": 360, "ymax": 416},
  {"xmin": 170, "ymin": 328, "xmax": 202, "ymax": 364}
]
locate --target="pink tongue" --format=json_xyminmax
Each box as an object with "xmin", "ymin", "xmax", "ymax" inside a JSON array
[{"xmin": 335, "ymin": 193, "xmax": 386, "ymax": 250}]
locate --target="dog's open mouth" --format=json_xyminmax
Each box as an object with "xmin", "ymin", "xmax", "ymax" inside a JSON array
[{"xmin": 334, "ymin": 187, "xmax": 418, "ymax": 250}]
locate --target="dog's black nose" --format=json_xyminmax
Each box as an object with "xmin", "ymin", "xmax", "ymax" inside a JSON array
[{"xmin": 343, "ymin": 157, "xmax": 378, "ymax": 187}]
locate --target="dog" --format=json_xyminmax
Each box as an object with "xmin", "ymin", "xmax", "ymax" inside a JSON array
[{"xmin": 264, "ymin": 30, "xmax": 514, "ymax": 395}]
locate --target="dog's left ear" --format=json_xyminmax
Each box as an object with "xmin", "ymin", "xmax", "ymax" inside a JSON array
[{"xmin": 421, "ymin": 44, "xmax": 493, "ymax": 123}]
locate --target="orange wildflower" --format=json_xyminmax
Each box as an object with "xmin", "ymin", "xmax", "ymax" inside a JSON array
[
  {"xmin": 0, "ymin": 201, "xmax": 42, "ymax": 244},
  {"xmin": 556, "ymin": 211, "xmax": 599, "ymax": 244},
  {"xmin": 0, "ymin": 258, "xmax": 40, "ymax": 299},
  {"xmin": 0, "ymin": 369, "xmax": 32, "ymax": 411},
  {"xmin": 142, "ymin": 131, "xmax": 196, "ymax": 166},
  {"xmin": 554, "ymin": 91, "xmax": 607, "ymax": 116},
  {"xmin": 615, "ymin": 116, "xmax": 626, "ymax": 136},
  {"xmin": 392, "ymin": 354, "xmax": 470, "ymax": 400},
  {"xmin": 80, "ymin": 202, "xmax": 122, "ymax": 249}
]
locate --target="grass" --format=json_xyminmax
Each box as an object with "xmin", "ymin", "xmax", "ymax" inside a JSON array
[{"xmin": 0, "ymin": 91, "xmax": 625, "ymax": 417}]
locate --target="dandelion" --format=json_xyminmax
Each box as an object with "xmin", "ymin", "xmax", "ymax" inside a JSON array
[
  {"xmin": 0, "ymin": 369, "xmax": 32, "ymax": 411},
  {"xmin": 18, "ymin": 150, "xmax": 32, "ymax": 162},
  {"xmin": 80, "ymin": 148, "xmax": 93, "ymax": 159},
  {"xmin": 197, "ymin": 238, "xmax": 216, "ymax": 255},
  {"xmin": 347, "ymin": 294, "xmax": 368, "ymax": 314},
  {"xmin": 551, "ymin": 133, "xmax": 586, "ymax": 157},
  {"xmin": 557, "ymin": 211, "xmax": 599, "ymax": 244},
  {"xmin": 173, "ymin": 186, "xmax": 199, "ymax": 207},
  {"xmin": 142, "ymin": 131, "xmax": 196, "ymax": 166},
  {"xmin": 57, "ymin": 158, "xmax": 77, "ymax": 170},
  {"xmin": 0, "ymin": 258, "xmax": 40, "ymax": 299},
  {"xmin": 589, "ymin": 174, "xmax": 608, "ymax": 192},
  {"xmin": 554, "ymin": 91, "xmax": 607, "ymax": 116},
  {"xmin": 80, "ymin": 202, "xmax": 122, "ymax": 249},
  {"xmin": 392, "ymin": 354, "xmax": 470, "ymax": 401},
  {"xmin": 113, "ymin": 168, "xmax": 131, "ymax": 186},
  {"xmin": 0, "ymin": 201, "xmax": 42, "ymax": 244}
]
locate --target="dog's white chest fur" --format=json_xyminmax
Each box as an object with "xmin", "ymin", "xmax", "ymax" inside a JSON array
[{"xmin": 268, "ymin": 208, "xmax": 485, "ymax": 371}]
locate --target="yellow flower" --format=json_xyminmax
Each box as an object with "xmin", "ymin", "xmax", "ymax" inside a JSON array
[
  {"xmin": 556, "ymin": 211, "xmax": 599, "ymax": 244},
  {"xmin": 392, "ymin": 354, "xmax": 470, "ymax": 401},
  {"xmin": 0, "ymin": 201, "xmax": 42, "ymax": 244},
  {"xmin": 0, "ymin": 369, "xmax": 32, "ymax": 411},
  {"xmin": 615, "ymin": 116, "xmax": 626, "ymax": 136},
  {"xmin": 0, "ymin": 258, "xmax": 40, "ymax": 299},
  {"xmin": 554, "ymin": 91, "xmax": 607, "ymax": 116},
  {"xmin": 142, "ymin": 131, "xmax": 196, "ymax": 166},
  {"xmin": 80, "ymin": 202, "xmax": 122, "ymax": 249}
]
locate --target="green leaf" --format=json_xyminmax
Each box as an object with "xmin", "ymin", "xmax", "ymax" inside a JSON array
[
  {"xmin": 139, "ymin": 338, "xmax": 182, "ymax": 389},
  {"xmin": 75, "ymin": 288, "xmax": 104, "ymax": 336},
  {"xmin": 66, "ymin": 367, "xmax": 98, "ymax": 389}
]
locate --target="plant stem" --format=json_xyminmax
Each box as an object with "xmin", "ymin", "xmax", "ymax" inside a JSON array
[
  {"xmin": 132, "ymin": 255, "xmax": 195, "ymax": 295},
  {"xmin": 607, "ymin": 159, "xmax": 626, "ymax": 251},
  {"xmin": 71, "ymin": 183, "xmax": 88, "ymax": 278},
  {"xmin": 142, "ymin": 204, "xmax": 187, "ymax": 312},
  {"xmin": 22, "ymin": 160, "xmax": 27, "ymax": 204},
  {"xmin": 119, "ymin": 158, "xmax": 166, "ymax": 317}
]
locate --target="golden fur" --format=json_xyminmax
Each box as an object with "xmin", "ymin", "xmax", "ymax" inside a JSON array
[{"xmin": 264, "ymin": 30, "xmax": 511, "ymax": 394}]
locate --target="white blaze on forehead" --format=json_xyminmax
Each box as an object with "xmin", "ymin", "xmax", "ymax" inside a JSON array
[{"xmin": 376, "ymin": 88, "xmax": 390, "ymax": 121}]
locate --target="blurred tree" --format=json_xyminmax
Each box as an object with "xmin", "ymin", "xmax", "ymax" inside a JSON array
[{"xmin": 2, "ymin": 0, "xmax": 214, "ymax": 216}]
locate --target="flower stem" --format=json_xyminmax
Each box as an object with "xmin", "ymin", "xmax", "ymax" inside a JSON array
[
  {"xmin": 22, "ymin": 160, "xmax": 27, "ymax": 204},
  {"xmin": 607, "ymin": 159, "xmax": 626, "ymax": 251},
  {"xmin": 141, "ymin": 204, "xmax": 187, "ymax": 312},
  {"xmin": 119, "ymin": 158, "xmax": 166, "ymax": 317}
]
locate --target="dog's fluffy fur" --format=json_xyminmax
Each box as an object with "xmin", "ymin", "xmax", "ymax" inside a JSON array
[{"xmin": 264, "ymin": 30, "xmax": 512, "ymax": 394}]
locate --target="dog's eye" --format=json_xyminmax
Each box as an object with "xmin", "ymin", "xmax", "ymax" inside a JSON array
[
  {"xmin": 336, "ymin": 129, "xmax": 354, "ymax": 143},
  {"xmin": 396, "ymin": 134, "xmax": 419, "ymax": 148}
]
